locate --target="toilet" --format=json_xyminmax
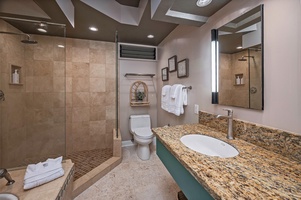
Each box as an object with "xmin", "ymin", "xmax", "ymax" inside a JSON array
[{"xmin": 129, "ymin": 115, "xmax": 154, "ymax": 160}]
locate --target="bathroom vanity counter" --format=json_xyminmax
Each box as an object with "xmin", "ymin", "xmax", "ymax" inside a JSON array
[
  {"xmin": 152, "ymin": 124, "xmax": 301, "ymax": 199},
  {"xmin": 0, "ymin": 159, "xmax": 74, "ymax": 200}
]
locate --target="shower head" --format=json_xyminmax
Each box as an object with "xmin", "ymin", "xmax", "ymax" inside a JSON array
[
  {"xmin": 21, "ymin": 35, "xmax": 38, "ymax": 44},
  {"xmin": 21, "ymin": 39, "xmax": 38, "ymax": 44},
  {"xmin": 249, "ymin": 47, "xmax": 262, "ymax": 52},
  {"xmin": 238, "ymin": 56, "xmax": 254, "ymax": 61},
  {"xmin": 0, "ymin": 31, "xmax": 38, "ymax": 44},
  {"xmin": 238, "ymin": 56, "xmax": 247, "ymax": 61}
]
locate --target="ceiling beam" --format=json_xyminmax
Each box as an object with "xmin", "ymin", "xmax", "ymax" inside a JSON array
[
  {"xmin": 150, "ymin": 0, "xmax": 207, "ymax": 27},
  {"xmin": 56, "ymin": 0, "xmax": 74, "ymax": 27},
  {"xmin": 80, "ymin": 0, "xmax": 148, "ymax": 26}
]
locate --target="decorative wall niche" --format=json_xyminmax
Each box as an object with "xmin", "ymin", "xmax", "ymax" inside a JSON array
[{"xmin": 130, "ymin": 81, "xmax": 149, "ymax": 106}]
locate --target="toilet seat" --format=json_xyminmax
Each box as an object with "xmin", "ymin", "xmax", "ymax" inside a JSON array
[{"xmin": 134, "ymin": 127, "xmax": 153, "ymax": 139}]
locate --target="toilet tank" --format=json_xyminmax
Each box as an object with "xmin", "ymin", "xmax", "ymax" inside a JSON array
[{"xmin": 129, "ymin": 115, "xmax": 151, "ymax": 132}]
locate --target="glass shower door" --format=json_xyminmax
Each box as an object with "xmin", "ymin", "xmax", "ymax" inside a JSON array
[
  {"xmin": 0, "ymin": 18, "xmax": 66, "ymax": 168},
  {"xmin": 249, "ymin": 47, "xmax": 262, "ymax": 110}
]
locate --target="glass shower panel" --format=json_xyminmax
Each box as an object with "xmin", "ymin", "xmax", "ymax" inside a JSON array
[
  {"xmin": 0, "ymin": 18, "xmax": 66, "ymax": 168},
  {"xmin": 249, "ymin": 48, "xmax": 262, "ymax": 110}
]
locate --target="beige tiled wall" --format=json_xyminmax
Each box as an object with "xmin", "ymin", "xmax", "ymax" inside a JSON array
[
  {"xmin": 0, "ymin": 20, "xmax": 66, "ymax": 168},
  {"xmin": 65, "ymin": 38, "xmax": 116, "ymax": 154},
  {"xmin": 219, "ymin": 50, "xmax": 249, "ymax": 108}
]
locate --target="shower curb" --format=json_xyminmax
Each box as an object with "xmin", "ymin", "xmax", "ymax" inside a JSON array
[
  {"xmin": 72, "ymin": 129, "xmax": 122, "ymax": 198},
  {"xmin": 72, "ymin": 156, "xmax": 122, "ymax": 198}
]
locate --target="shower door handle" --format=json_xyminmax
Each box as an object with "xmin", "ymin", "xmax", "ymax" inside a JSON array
[{"xmin": 0, "ymin": 90, "xmax": 5, "ymax": 101}]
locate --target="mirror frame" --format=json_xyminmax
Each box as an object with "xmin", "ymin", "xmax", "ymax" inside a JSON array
[{"xmin": 211, "ymin": 4, "xmax": 264, "ymax": 110}]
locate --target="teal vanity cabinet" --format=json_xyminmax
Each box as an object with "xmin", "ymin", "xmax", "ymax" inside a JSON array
[{"xmin": 156, "ymin": 138, "xmax": 214, "ymax": 200}]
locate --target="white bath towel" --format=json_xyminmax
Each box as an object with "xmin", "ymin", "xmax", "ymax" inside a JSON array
[
  {"xmin": 24, "ymin": 156, "xmax": 64, "ymax": 190},
  {"xmin": 161, "ymin": 85, "xmax": 171, "ymax": 112},
  {"xmin": 169, "ymin": 84, "xmax": 185, "ymax": 116}
]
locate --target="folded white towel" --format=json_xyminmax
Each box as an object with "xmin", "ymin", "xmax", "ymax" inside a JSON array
[
  {"xmin": 24, "ymin": 156, "xmax": 63, "ymax": 180},
  {"xmin": 161, "ymin": 85, "xmax": 171, "ymax": 112},
  {"xmin": 24, "ymin": 168, "xmax": 64, "ymax": 190},
  {"xmin": 24, "ymin": 156, "xmax": 64, "ymax": 190}
]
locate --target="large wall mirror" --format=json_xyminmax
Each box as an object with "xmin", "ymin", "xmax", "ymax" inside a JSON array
[{"xmin": 214, "ymin": 5, "xmax": 264, "ymax": 110}]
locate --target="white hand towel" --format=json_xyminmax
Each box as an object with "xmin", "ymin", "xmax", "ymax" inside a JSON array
[
  {"xmin": 24, "ymin": 156, "xmax": 64, "ymax": 190},
  {"xmin": 161, "ymin": 85, "xmax": 171, "ymax": 112},
  {"xmin": 182, "ymin": 88, "xmax": 188, "ymax": 106},
  {"xmin": 169, "ymin": 85, "xmax": 184, "ymax": 116},
  {"xmin": 170, "ymin": 84, "xmax": 181, "ymax": 98}
]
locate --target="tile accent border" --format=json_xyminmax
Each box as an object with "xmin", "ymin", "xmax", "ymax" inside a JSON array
[
  {"xmin": 56, "ymin": 165, "xmax": 74, "ymax": 200},
  {"xmin": 199, "ymin": 111, "xmax": 301, "ymax": 162}
]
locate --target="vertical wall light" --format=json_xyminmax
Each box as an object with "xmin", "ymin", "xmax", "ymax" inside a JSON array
[{"xmin": 211, "ymin": 29, "xmax": 219, "ymax": 104}]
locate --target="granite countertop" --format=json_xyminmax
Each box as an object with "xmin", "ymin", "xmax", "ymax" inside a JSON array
[
  {"xmin": 0, "ymin": 159, "xmax": 74, "ymax": 200},
  {"xmin": 152, "ymin": 124, "xmax": 301, "ymax": 200}
]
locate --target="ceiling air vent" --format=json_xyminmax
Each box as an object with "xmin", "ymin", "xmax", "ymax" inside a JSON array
[{"xmin": 119, "ymin": 43, "xmax": 157, "ymax": 60}]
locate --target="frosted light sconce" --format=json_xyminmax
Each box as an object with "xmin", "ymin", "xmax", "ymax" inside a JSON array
[{"xmin": 211, "ymin": 29, "xmax": 218, "ymax": 104}]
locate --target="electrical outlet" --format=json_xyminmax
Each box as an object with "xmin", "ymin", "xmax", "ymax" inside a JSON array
[{"xmin": 194, "ymin": 104, "xmax": 199, "ymax": 114}]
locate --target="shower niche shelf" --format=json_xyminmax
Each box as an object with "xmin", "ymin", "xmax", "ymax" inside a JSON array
[
  {"xmin": 234, "ymin": 73, "xmax": 244, "ymax": 86},
  {"xmin": 9, "ymin": 65, "xmax": 23, "ymax": 85},
  {"xmin": 130, "ymin": 81, "xmax": 149, "ymax": 107}
]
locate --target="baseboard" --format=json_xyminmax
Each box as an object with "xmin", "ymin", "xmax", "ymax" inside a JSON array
[{"xmin": 122, "ymin": 140, "xmax": 136, "ymax": 147}]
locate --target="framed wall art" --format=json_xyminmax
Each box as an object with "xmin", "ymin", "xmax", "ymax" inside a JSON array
[
  {"xmin": 177, "ymin": 59, "xmax": 189, "ymax": 78},
  {"xmin": 161, "ymin": 67, "xmax": 169, "ymax": 81},
  {"xmin": 168, "ymin": 55, "xmax": 177, "ymax": 72}
]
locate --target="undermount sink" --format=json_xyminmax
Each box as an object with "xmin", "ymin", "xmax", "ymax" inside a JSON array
[
  {"xmin": 180, "ymin": 134, "xmax": 239, "ymax": 158},
  {"xmin": 0, "ymin": 193, "xmax": 19, "ymax": 200}
]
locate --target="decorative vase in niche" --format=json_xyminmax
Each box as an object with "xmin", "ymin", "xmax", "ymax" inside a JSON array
[{"xmin": 136, "ymin": 91, "xmax": 145, "ymax": 101}]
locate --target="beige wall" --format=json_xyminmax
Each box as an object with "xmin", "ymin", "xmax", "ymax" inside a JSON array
[
  {"xmin": 157, "ymin": 0, "xmax": 301, "ymax": 134},
  {"xmin": 119, "ymin": 59, "xmax": 157, "ymax": 141},
  {"xmin": 66, "ymin": 38, "xmax": 116, "ymax": 154}
]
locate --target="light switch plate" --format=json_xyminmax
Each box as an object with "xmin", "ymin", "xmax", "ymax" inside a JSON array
[{"xmin": 194, "ymin": 104, "xmax": 199, "ymax": 114}]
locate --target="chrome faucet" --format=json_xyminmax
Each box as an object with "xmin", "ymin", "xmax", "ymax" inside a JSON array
[
  {"xmin": 0, "ymin": 168, "xmax": 15, "ymax": 185},
  {"xmin": 217, "ymin": 108, "xmax": 234, "ymax": 139}
]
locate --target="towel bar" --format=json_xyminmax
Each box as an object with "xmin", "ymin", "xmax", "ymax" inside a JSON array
[{"xmin": 183, "ymin": 86, "xmax": 192, "ymax": 90}]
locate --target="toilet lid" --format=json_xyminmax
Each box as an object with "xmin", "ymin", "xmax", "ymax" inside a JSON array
[{"xmin": 134, "ymin": 127, "xmax": 153, "ymax": 139}]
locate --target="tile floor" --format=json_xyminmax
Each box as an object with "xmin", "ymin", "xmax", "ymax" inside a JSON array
[
  {"xmin": 74, "ymin": 145, "xmax": 180, "ymax": 200},
  {"xmin": 66, "ymin": 148, "xmax": 113, "ymax": 181}
]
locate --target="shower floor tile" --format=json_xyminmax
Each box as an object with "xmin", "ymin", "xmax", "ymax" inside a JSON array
[{"xmin": 66, "ymin": 148, "xmax": 113, "ymax": 181}]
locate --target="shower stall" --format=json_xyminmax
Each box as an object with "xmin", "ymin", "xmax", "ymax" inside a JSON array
[
  {"xmin": 0, "ymin": 17, "xmax": 119, "ymax": 185},
  {"xmin": 219, "ymin": 47, "xmax": 262, "ymax": 109}
]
